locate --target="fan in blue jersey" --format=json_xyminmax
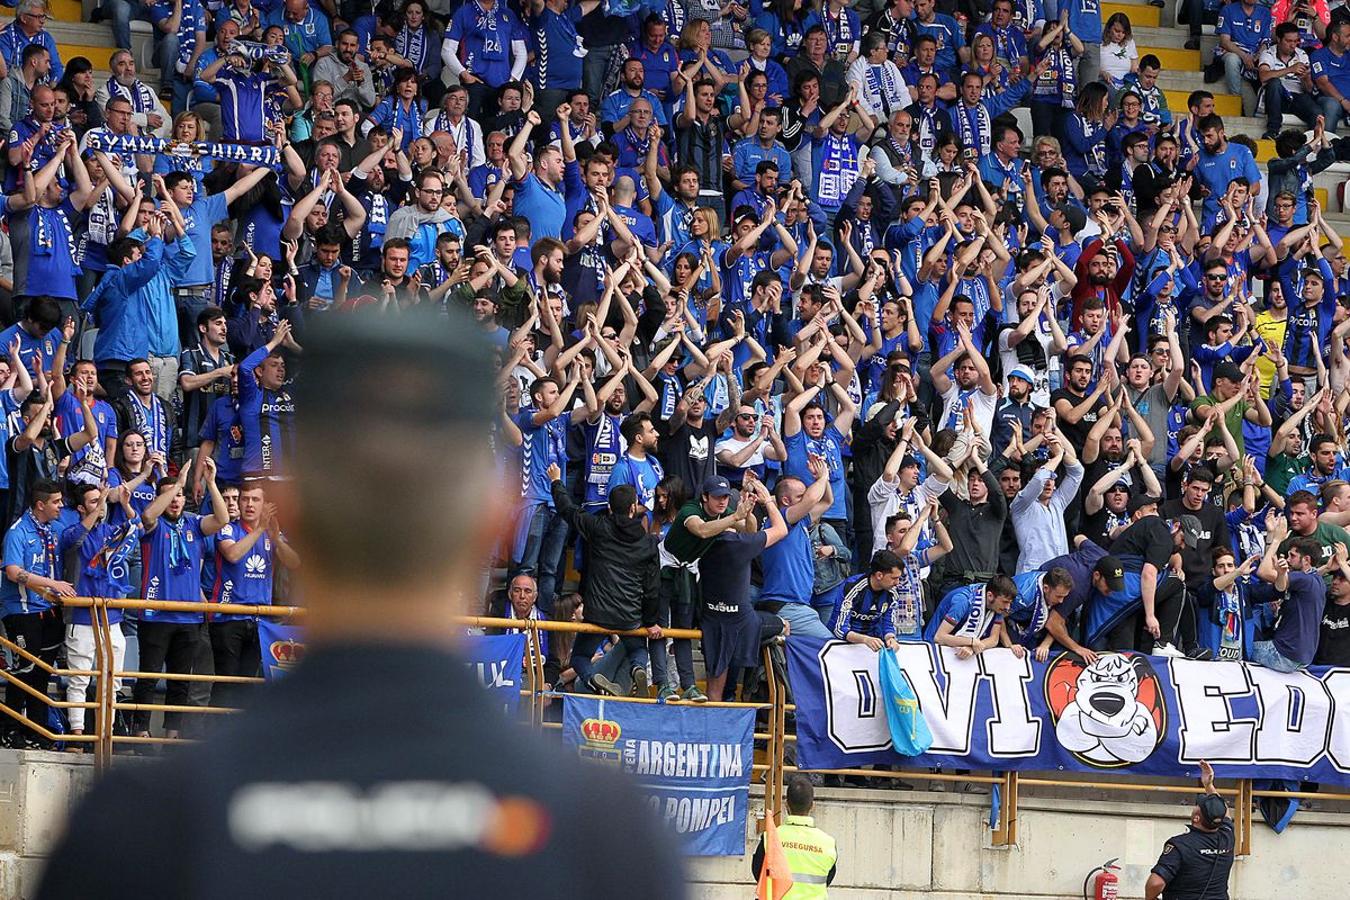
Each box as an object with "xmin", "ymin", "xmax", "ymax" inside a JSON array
[
  {"xmin": 7, "ymin": 131, "xmax": 97, "ymax": 308},
  {"xmin": 211, "ymin": 482, "xmax": 300, "ymax": 706},
  {"xmin": 1002, "ymin": 567, "xmax": 1076, "ymax": 659},
  {"xmin": 443, "ymin": 0, "xmax": 528, "ymax": 113},
  {"xmin": 60, "ymin": 483, "xmax": 143, "ymax": 740},
  {"xmin": 507, "ymin": 366, "xmax": 588, "ymax": 617},
  {"xmin": 131, "ymin": 458, "xmax": 231, "ymax": 741},
  {"xmin": 924, "ymin": 575, "xmax": 1018, "ymax": 658},
  {"xmin": 829, "ymin": 550, "xmax": 910, "ymax": 650},
  {"xmin": 0, "ymin": 479, "xmax": 74, "ymax": 748},
  {"xmin": 237, "ymin": 319, "xmax": 298, "ymax": 482},
  {"xmin": 198, "ymin": 47, "xmax": 299, "ymax": 142}
]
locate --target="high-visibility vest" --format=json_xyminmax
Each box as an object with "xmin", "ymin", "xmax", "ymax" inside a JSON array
[{"xmin": 777, "ymin": 814, "xmax": 838, "ymax": 899}]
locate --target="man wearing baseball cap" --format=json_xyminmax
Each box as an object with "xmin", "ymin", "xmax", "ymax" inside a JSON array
[
  {"xmin": 992, "ymin": 363, "xmax": 1041, "ymax": 460},
  {"xmin": 1146, "ymin": 761, "xmax": 1234, "ymax": 900},
  {"xmin": 1036, "ymin": 537, "xmax": 1126, "ymax": 665},
  {"xmin": 1188, "ymin": 360, "xmax": 1270, "ymax": 458},
  {"xmin": 1085, "ymin": 493, "xmax": 1208, "ymax": 657},
  {"xmin": 658, "ymin": 474, "xmax": 751, "ymax": 702}
]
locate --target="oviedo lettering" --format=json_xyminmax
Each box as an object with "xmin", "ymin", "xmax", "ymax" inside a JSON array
[{"xmin": 788, "ymin": 638, "xmax": 1350, "ymax": 784}]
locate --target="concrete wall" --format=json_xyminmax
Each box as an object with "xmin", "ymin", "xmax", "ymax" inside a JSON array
[
  {"xmin": 689, "ymin": 786, "xmax": 1348, "ymax": 899},
  {"xmin": 0, "ymin": 749, "xmax": 1345, "ymax": 899},
  {"xmin": 0, "ymin": 750, "xmax": 98, "ymax": 900}
]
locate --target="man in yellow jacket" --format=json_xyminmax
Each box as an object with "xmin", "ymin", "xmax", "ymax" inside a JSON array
[{"xmin": 751, "ymin": 776, "xmax": 838, "ymax": 897}]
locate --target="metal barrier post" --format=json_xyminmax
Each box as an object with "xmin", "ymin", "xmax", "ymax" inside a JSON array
[
  {"xmin": 1238, "ymin": 779, "xmax": 1252, "ymax": 856},
  {"xmin": 92, "ymin": 599, "xmax": 113, "ymax": 770},
  {"xmin": 991, "ymin": 770, "xmax": 1019, "ymax": 847},
  {"xmin": 760, "ymin": 646, "xmax": 778, "ymax": 829}
]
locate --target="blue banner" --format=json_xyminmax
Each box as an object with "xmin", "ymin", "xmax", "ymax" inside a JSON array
[
  {"xmin": 787, "ymin": 637, "xmax": 1350, "ymax": 786},
  {"xmin": 463, "ymin": 633, "xmax": 527, "ymax": 715},
  {"xmin": 562, "ymin": 695, "xmax": 755, "ymax": 856},
  {"xmin": 257, "ymin": 620, "xmax": 305, "ymax": 679}
]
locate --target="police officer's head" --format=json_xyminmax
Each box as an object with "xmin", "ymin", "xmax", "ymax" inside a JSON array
[
  {"xmin": 785, "ymin": 775, "xmax": 815, "ymax": 816},
  {"xmin": 1192, "ymin": 793, "xmax": 1228, "ymax": 832},
  {"xmin": 291, "ymin": 310, "xmax": 500, "ymax": 630}
]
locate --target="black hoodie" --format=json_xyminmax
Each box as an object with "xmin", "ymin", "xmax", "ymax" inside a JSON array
[{"xmin": 551, "ymin": 479, "xmax": 660, "ymax": 630}]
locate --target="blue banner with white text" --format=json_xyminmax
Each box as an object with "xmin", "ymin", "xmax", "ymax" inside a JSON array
[
  {"xmin": 562, "ymin": 695, "xmax": 755, "ymax": 856},
  {"xmin": 257, "ymin": 620, "xmax": 305, "ymax": 679},
  {"xmin": 786, "ymin": 637, "xmax": 1350, "ymax": 786},
  {"xmin": 464, "ymin": 633, "xmax": 527, "ymax": 715}
]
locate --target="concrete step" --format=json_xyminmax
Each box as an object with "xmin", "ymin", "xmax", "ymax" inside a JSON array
[
  {"xmin": 1101, "ymin": 0, "xmax": 1189, "ymax": 26},
  {"xmin": 1164, "ymin": 87, "xmax": 1240, "ymax": 116},
  {"xmin": 1134, "ymin": 26, "xmax": 1218, "ymax": 52},
  {"xmin": 1103, "ymin": 0, "xmax": 1162, "ymax": 26},
  {"xmin": 1139, "ymin": 44, "xmax": 1202, "ymax": 68}
]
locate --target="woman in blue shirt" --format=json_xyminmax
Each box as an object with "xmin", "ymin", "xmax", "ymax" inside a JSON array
[
  {"xmin": 1064, "ymin": 81, "xmax": 1111, "ymax": 191},
  {"xmin": 153, "ymin": 112, "xmax": 212, "ymax": 193},
  {"xmin": 754, "ymin": 0, "xmax": 809, "ymax": 61},
  {"xmin": 363, "ymin": 68, "xmax": 426, "ymax": 151}
]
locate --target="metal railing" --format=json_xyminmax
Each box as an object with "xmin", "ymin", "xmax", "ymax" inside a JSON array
[{"xmin": 2, "ymin": 599, "xmax": 1346, "ymax": 853}]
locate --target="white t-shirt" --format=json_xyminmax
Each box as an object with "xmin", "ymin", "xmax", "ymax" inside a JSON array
[
  {"xmin": 1101, "ymin": 39, "xmax": 1138, "ymax": 85},
  {"xmin": 1258, "ymin": 45, "xmax": 1310, "ymax": 94},
  {"xmin": 937, "ymin": 381, "xmax": 997, "ymax": 437},
  {"xmin": 998, "ymin": 318, "xmax": 1060, "ymax": 408}
]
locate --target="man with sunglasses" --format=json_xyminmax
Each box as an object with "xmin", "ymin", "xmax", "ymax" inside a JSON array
[{"xmin": 715, "ymin": 406, "xmax": 787, "ymax": 487}]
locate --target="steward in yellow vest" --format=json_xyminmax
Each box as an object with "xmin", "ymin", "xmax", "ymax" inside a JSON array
[{"xmin": 752, "ymin": 776, "xmax": 838, "ymax": 897}]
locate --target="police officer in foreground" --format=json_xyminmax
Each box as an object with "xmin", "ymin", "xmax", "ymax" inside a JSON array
[
  {"xmin": 1145, "ymin": 761, "xmax": 1234, "ymax": 900},
  {"xmin": 36, "ymin": 311, "xmax": 685, "ymax": 899},
  {"xmin": 752, "ymin": 775, "xmax": 838, "ymax": 897}
]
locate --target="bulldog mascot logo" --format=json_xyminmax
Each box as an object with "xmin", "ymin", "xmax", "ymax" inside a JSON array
[{"xmin": 1045, "ymin": 653, "xmax": 1166, "ymax": 767}]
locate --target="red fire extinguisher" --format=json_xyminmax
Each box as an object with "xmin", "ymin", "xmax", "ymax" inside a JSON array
[{"xmin": 1083, "ymin": 858, "xmax": 1120, "ymax": 900}]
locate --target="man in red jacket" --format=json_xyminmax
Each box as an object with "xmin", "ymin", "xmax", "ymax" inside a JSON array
[{"xmin": 1071, "ymin": 229, "xmax": 1136, "ymax": 330}]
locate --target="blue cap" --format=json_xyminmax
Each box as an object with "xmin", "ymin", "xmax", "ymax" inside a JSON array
[
  {"xmin": 701, "ymin": 475, "xmax": 733, "ymax": 498},
  {"xmin": 1008, "ymin": 365, "xmax": 1036, "ymax": 385}
]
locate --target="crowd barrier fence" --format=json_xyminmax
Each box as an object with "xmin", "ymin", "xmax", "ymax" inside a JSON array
[{"xmin": 4, "ymin": 597, "xmax": 1349, "ymax": 855}]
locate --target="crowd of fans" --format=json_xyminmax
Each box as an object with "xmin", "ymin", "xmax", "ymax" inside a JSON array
[{"xmin": 0, "ymin": 0, "xmax": 1346, "ymax": 742}]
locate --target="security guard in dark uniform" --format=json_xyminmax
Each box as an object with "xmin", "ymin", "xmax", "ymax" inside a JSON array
[
  {"xmin": 1145, "ymin": 761, "xmax": 1235, "ymax": 900},
  {"xmin": 35, "ymin": 312, "xmax": 685, "ymax": 900}
]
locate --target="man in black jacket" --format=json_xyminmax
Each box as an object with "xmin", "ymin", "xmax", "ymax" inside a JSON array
[{"xmin": 547, "ymin": 463, "xmax": 662, "ymax": 697}]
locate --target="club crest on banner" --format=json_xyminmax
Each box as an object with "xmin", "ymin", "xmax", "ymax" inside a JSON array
[
  {"xmin": 577, "ymin": 713, "xmax": 623, "ymax": 765},
  {"xmin": 1045, "ymin": 652, "xmax": 1166, "ymax": 767}
]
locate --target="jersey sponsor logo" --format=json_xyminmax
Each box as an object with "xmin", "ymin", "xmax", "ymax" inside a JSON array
[{"xmin": 245, "ymin": 554, "xmax": 267, "ymax": 575}]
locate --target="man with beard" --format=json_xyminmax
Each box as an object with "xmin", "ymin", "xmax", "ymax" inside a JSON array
[
  {"xmin": 311, "ymin": 30, "xmax": 375, "ymax": 109},
  {"xmin": 1069, "ymin": 232, "xmax": 1135, "ymax": 329},
  {"xmin": 1083, "ymin": 442, "xmax": 1162, "ymax": 547},
  {"xmin": 1195, "ymin": 114, "xmax": 1263, "ymax": 227},
  {"xmin": 993, "ymin": 365, "xmax": 1041, "ymax": 460},
  {"xmin": 715, "ymin": 405, "xmax": 787, "ymax": 487},
  {"xmin": 94, "ymin": 49, "xmax": 169, "ymax": 139},
  {"xmin": 658, "ymin": 366, "xmax": 736, "ymax": 498},
  {"xmin": 506, "ymin": 110, "xmax": 566, "ymax": 241},
  {"xmin": 385, "ymin": 170, "xmax": 460, "ymax": 271},
  {"xmin": 930, "ymin": 320, "xmax": 998, "ymax": 437},
  {"xmin": 1052, "ymin": 355, "xmax": 1111, "ymax": 455},
  {"xmin": 601, "ymin": 57, "xmax": 668, "ymax": 132}
]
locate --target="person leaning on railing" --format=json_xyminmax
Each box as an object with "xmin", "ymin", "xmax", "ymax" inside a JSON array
[
  {"xmin": 545, "ymin": 461, "xmax": 663, "ymax": 698},
  {"xmin": 0, "ymin": 477, "xmax": 74, "ymax": 749}
]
